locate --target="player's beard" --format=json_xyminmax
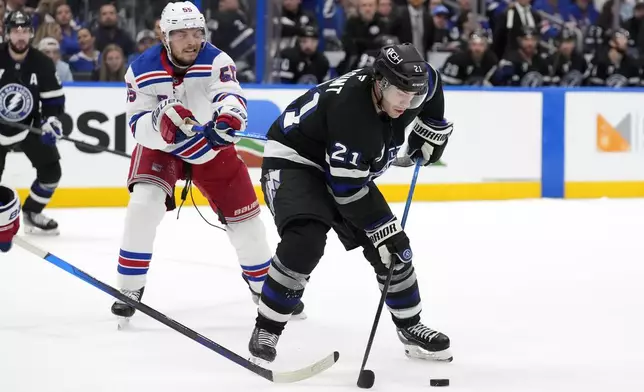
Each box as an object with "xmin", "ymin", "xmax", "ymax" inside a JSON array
[{"xmin": 9, "ymin": 39, "xmax": 29, "ymax": 54}]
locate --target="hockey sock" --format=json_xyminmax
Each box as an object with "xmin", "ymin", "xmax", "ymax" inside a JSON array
[
  {"xmin": 116, "ymin": 183, "xmax": 167, "ymax": 290},
  {"xmin": 22, "ymin": 180, "xmax": 57, "ymax": 213},
  {"xmin": 226, "ymin": 217, "xmax": 272, "ymax": 294},
  {"xmin": 378, "ymin": 262, "xmax": 422, "ymax": 328}
]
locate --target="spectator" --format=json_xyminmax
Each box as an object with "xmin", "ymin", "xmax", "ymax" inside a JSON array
[
  {"xmin": 37, "ymin": 36, "xmax": 73, "ymax": 81},
  {"xmin": 54, "ymin": 2, "xmax": 79, "ymax": 57},
  {"xmin": 127, "ymin": 29, "xmax": 156, "ymax": 67},
  {"xmin": 154, "ymin": 17, "xmax": 162, "ymax": 41},
  {"xmin": 32, "ymin": 21, "xmax": 61, "ymax": 47},
  {"xmin": 210, "ymin": 0, "xmax": 255, "ymax": 78},
  {"xmin": 567, "ymin": 0, "xmax": 599, "ymax": 30},
  {"xmin": 68, "ymin": 27, "xmax": 100, "ymax": 72},
  {"xmin": 585, "ymin": 0, "xmax": 620, "ymax": 55},
  {"xmin": 92, "ymin": 2, "xmax": 135, "ymax": 56},
  {"xmin": 533, "ymin": 0, "xmax": 571, "ymax": 21},
  {"xmin": 93, "ymin": 43, "xmax": 125, "ymax": 81},
  {"xmin": 378, "ymin": 0, "xmax": 396, "ymax": 30},
  {"xmin": 493, "ymin": 0, "xmax": 542, "ymax": 58},
  {"xmin": 275, "ymin": 0, "xmax": 317, "ymax": 50},
  {"xmin": 389, "ymin": 0, "xmax": 435, "ymax": 60},
  {"xmin": 32, "ymin": 0, "xmax": 56, "ymax": 29},
  {"xmin": 624, "ymin": 0, "xmax": 644, "ymax": 53},
  {"xmin": 0, "ymin": 0, "xmax": 6, "ymax": 22},
  {"xmin": 431, "ymin": 5, "xmax": 460, "ymax": 51},
  {"xmin": 338, "ymin": 0, "xmax": 388, "ymax": 73},
  {"xmin": 5, "ymin": 0, "xmax": 26, "ymax": 15},
  {"xmin": 273, "ymin": 25, "xmax": 329, "ymax": 84},
  {"xmin": 428, "ymin": 0, "xmax": 444, "ymax": 14}
]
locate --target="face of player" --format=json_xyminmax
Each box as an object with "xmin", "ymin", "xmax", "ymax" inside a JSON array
[
  {"xmin": 8, "ymin": 26, "xmax": 31, "ymax": 53},
  {"xmin": 612, "ymin": 35, "xmax": 628, "ymax": 51},
  {"xmin": 520, "ymin": 36, "xmax": 537, "ymax": 53},
  {"xmin": 283, "ymin": 0, "xmax": 300, "ymax": 12},
  {"xmin": 469, "ymin": 40, "xmax": 487, "ymax": 58},
  {"xmin": 381, "ymin": 83, "xmax": 416, "ymax": 118},
  {"xmin": 299, "ymin": 37, "xmax": 318, "ymax": 55},
  {"xmin": 168, "ymin": 28, "xmax": 204, "ymax": 65},
  {"xmin": 559, "ymin": 40, "xmax": 575, "ymax": 56}
]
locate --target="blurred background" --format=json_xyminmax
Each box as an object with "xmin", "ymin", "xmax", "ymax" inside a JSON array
[{"xmin": 10, "ymin": 0, "xmax": 644, "ymax": 87}]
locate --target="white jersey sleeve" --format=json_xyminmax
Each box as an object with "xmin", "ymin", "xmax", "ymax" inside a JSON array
[
  {"xmin": 125, "ymin": 67, "xmax": 169, "ymax": 150},
  {"xmin": 209, "ymin": 52, "xmax": 248, "ymax": 116}
]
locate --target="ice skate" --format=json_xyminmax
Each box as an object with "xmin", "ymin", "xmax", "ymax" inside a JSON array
[
  {"xmin": 23, "ymin": 211, "xmax": 59, "ymax": 235},
  {"xmin": 111, "ymin": 287, "xmax": 145, "ymax": 329},
  {"xmin": 396, "ymin": 322, "xmax": 453, "ymax": 362},
  {"xmin": 248, "ymin": 326, "xmax": 279, "ymax": 365}
]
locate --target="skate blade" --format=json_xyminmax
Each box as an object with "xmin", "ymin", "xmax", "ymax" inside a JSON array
[
  {"xmin": 404, "ymin": 345, "xmax": 453, "ymax": 362},
  {"xmin": 116, "ymin": 317, "xmax": 131, "ymax": 330},
  {"xmin": 248, "ymin": 355, "xmax": 273, "ymax": 368},
  {"xmin": 23, "ymin": 225, "xmax": 60, "ymax": 236},
  {"xmin": 290, "ymin": 311, "xmax": 307, "ymax": 321}
]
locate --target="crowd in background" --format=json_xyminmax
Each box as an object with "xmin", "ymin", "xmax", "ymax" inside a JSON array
[{"xmin": 7, "ymin": 0, "xmax": 644, "ymax": 86}]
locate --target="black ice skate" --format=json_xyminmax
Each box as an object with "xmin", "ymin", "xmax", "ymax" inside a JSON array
[
  {"xmin": 248, "ymin": 326, "xmax": 279, "ymax": 364},
  {"xmin": 23, "ymin": 211, "xmax": 59, "ymax": 235},
  {"xmin": 243, "ymin": 273, "xmax": 307, "ymax": 320},
  {"xmin": 111, "ymin": 287, "xmax": 145, "ymax": 329},
  {"xmin": 396, "ymin": 323, "xmax": 453, "ymax": 362}
]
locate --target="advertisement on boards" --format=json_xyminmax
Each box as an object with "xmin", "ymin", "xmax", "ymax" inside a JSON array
[
  {"xmin": 4, "ymin": 86, "xmax": 542, "ymax": 200},
  {"xmin": 565, "ymin": 92, "xmax": 644, "ymax": 182}
]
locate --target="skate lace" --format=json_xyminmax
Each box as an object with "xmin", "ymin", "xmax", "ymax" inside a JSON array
[
  {"xmin": 122, "ymin": 289, "xmax": 142, "ymax": 301},
  {"xmin": 257, "ymin": 329, "xmax": 279, "ymax": 348},
  {"xmin": 408, "ymin": 324, "xmax": 439, "ymax": 341}
]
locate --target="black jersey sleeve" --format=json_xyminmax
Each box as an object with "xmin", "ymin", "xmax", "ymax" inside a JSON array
[
  {"xmin": 325, "ymin": 101, "xmax": 393, "ymax": 231},
  {"xmin": 38, "ymin": 55, "xmax": 65, "ymax": 118}
]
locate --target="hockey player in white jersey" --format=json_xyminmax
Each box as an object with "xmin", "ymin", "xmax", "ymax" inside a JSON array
[{"xmin": 110, "ymin": 1, "xmax": 303, "ymax": 324}]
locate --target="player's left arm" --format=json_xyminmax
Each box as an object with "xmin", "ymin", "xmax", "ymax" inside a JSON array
[
  {"xmin": 38, "ymin": 56, "xmax": 65, "ymax": 145},
  {"xmin": 406, "ymin": 66, "xmax": 453, "ymax": 166},
  {"xmin": 202, "ymin": 51, "xmax": 248, "ymax": 145}
]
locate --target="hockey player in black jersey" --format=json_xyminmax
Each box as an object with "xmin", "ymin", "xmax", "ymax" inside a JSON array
[
  {"xmin": 495, "ymin": 27, "xmax": 549, "ymax": 86},
  {"xmin": 440, "ymin": 30, "xmax": 499, "ymax": 86},
  {"xmin": 0, "ymin": 11, "xmax": 65, "ymax": 235},
  {"xmin": 544, "ymin": 29, "xmax": 588, "ymax": 86},
  {"xmin": 248, "ymin": 43, "xmax": 454, "ymax": 364},
  {"xmin": 273, "ymin": 26, "xmax": 330, "ymax": 84},
  {"xmin": 587, "ymin": 29, "xmax": 640, "ymax": 87}
]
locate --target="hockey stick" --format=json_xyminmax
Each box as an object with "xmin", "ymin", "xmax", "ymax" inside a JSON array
[
  {"xmin": 0, "ymin": 118, "xmax": 133, "ymax": 159},
  {"xmin": 357, "ymin": 159, "xmax": 422, "ymax": 389},
  {"xmin": 12, "ymin": 236, "xmax": 339, "ymax": 383}
]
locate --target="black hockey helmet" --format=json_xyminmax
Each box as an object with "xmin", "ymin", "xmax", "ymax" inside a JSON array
[
  {"xmin": 298, "ymin": 25, "xmax": 319, "ymax": 39},
  {"xmin": 374, "ymin": 34, "xmax": 400, "ymax": 48},
  {"xmin": 518, "ymin": 26, "xmax": 538, "ymax": 39},
  {"xmin": 373, "ymin": 43, "xmax": 428, "ymax": 94},
  {"xmin": 558, "ymin": 28, "xmax": 577, "ymax": 42},
  {"xmin": 5, "ymin": 10, "xmax": 33, "ymax": 36},
  {"xmin": 469, "ymin": 29, "xmax": 489, "ymax": 43}
]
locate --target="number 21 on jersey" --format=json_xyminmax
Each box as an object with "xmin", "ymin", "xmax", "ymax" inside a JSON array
[{"xmin": 281, "ymin": 90, "xmax": 320, "ymax": 132}]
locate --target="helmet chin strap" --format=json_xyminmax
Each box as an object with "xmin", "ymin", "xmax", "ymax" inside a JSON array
[{"xmin": 163, "ymin": 38, "xmax": 204, "ymax": 70}]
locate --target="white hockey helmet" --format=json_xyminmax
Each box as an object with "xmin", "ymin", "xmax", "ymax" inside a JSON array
[{"xmin": 160, "ymin": 1, "xmax": 206, "ymax": 66}]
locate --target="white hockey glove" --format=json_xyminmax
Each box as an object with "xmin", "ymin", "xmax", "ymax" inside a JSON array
[
  {"xmin": 152, "ymin": 98, "xmax": 197, "ymax": 144},
  {"xmin": 0, "ymin": 185, "xmax": 20, "ymax": 252},
  {"xmin": 40, "ymin": 116, "xmax": 63, "ymax": 146},
  {"xmin": 406, "ymin": 117, "xmax": 453, "ymax": 166},
  {"xmin": 365, "ymin": 217, "xmax": 413, "ymax": 271},
  {"xmin": 200, "ymin": 106, "xmax": 246, "ymax": 146}
]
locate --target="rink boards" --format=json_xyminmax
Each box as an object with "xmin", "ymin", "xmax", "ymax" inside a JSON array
[{"xmin": 7, "ymin": 83, "xmax": 644, "ymax": 207}]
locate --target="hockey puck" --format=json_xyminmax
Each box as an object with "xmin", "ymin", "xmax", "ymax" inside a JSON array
[{"xmin": 430, "ymin": 379, "xmax": 450, "ymax": 387}]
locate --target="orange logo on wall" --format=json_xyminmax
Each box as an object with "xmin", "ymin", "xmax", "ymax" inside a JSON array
[{"xmin": 596, "ymin": 114, "xmax": 631, "ymax": 152}]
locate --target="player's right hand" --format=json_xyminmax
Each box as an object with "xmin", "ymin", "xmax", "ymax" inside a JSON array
[
  {"xmin": 152, "ymin": 98, "xmax": 197, "ymax": 144},
  {"xmin": 0, "ymin": 185, "xmax": 20, "ymax": 252},
  {"xmin": 365, "ymin": 216, "xmax": 412, "ymax": 270}
]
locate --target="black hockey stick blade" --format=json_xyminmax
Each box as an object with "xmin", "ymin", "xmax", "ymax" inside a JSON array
[
  {"xmin": 13, "ymin": 236, "xmax": 339, "ymax": 383},
  {"xmin": 0, "ymin": 118, "xmax": 132, "ymax": 159}
]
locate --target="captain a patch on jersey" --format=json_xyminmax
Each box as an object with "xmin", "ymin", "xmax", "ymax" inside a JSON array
[{"xmin": 0, "ymin": 83, "xmax": 33, "ymax": 122}]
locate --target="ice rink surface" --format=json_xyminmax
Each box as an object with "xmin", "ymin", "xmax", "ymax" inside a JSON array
[{"xmin": 1, "ymin": 198, "xmax": 643, "ymax": 392}]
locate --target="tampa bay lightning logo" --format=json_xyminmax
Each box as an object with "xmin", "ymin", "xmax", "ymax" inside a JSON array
[
  {"xmin": 606, "ymin": 74, "xmax": 628, "ymax": 88},
  {"xmin": 520, "ymin": 71, "xmax": 544, "ymax": 87},
  {"xmin": 0, "ymin": 83, "xmax": 33, "ymax": 122},
  {"xmin": 560, "ymin": 70, "xmax": 584, "ymax": 87},
  {"xmin": 402, "ymin": 249, "xmax": 413, "ymax": 262}
]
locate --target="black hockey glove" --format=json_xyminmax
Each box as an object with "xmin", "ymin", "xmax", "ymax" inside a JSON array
[
  {"xmin": 365, "ymin": 216, "xmax": 412, "ymax": 271},
  {"xmin": 406, "ymin": 117, "xmax": 453, "ymax": 166}
]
